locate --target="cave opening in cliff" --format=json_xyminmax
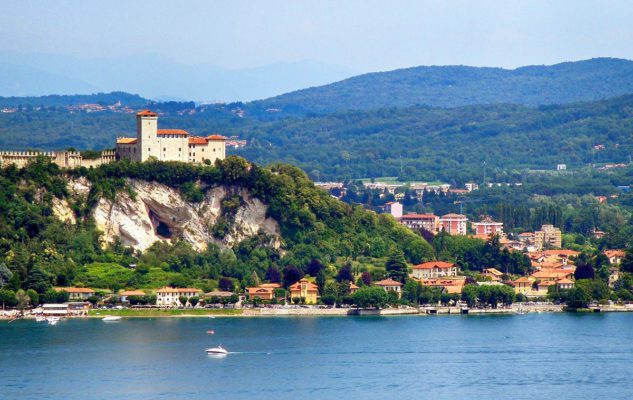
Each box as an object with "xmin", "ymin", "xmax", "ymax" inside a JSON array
[{"xmin": 148, "ymin": 209, "xmax": 173, "ymax": 239}]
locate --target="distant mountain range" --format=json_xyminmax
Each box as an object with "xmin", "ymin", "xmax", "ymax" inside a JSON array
[
  {"xmin": 0, "ymin": 52, "xmax": 356, "ymax": 102},
  {"xmin": 255, "ymin": 58, "xmax": 633, "ymax": 113}
]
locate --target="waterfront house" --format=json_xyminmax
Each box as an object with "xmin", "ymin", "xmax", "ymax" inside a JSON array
[
  {"xmin": 556, "ymin": 278, "xmax": 574, "ymax": 290},
  {"xmin": 156, "ymin": 287, "xmax": 202, "ymax": 307},
  {"xmin": 247, "ymin": 286, "xmax": 276, "ymax": 301},
  {"xmin": 289, "ymin": 279, "xmax": 319, "ymax": 304},
  {"xmin": 349, "ymin": 282, "xmax": 359, "ymax": 294},
  {"xmin": 411, "ymin": 261, "xmax": 458, "ymax": 279},
  {"xmin": 418, "ymin": 277, "xmax": 466, "ymax": 294},
  {"xmin": 374, "ymin": 278, "xmax": 403, "ymax": 298},
  {"xmin": 54, "ymin": 287, "xmax": 95, "ymax": 301},
  {"xmin": 41, "ymin": 304, "xmax": 69, "ymax": 317},
  {"xmin": 513, "ymin": 277, "xmax": 535, "ymax": 295},
  {"xmin": 119, "ymin": 290, "xmax": 146, "ymax": 302}
]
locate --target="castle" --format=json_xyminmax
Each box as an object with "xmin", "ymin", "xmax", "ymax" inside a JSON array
[
  {"xmin": 0, "ymin": 110, "xmax": 226, "ymax": 168},
  {"xmin": 115, "ymin": 110, "xmax": 226, "ymax": 163}
]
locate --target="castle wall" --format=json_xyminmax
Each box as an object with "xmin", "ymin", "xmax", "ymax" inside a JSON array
[{"xmin": 0, "ymin": 150, "xmax": 116, "ymax": 169}]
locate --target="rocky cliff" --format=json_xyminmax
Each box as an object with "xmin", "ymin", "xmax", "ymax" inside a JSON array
[{"xmin": 54, "ymin": 178, "xmax": 280, "ymax": 252}]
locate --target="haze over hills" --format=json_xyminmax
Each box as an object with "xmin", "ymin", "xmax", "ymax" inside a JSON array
[
  {"xmin": 256, "ymin": 58, "xmax": 633, "ymax": 114},
  {"xmin": 0, "ymin": 52, "xmax": 356, "ymax": 102}
]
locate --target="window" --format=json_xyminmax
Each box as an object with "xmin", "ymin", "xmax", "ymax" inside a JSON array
[
  {"xmin": 178, "ymin": 148, "xmax": 181, "ymax": 152},
  {"xmin": 163, "ymin": 147, "xmax": 166, "ymax": 152},
  {"xmin": 202, "ymin": 149, "xmax": 204, "ymax": 152},
  {"xmin": 148, "ymin": 148, "xmax": 151, "ymax": 152}
]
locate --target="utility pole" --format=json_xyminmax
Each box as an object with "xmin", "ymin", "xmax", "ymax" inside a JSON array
[{"xmin": 482, "ymin": 161, "xmax": 487, "ymax": 186}]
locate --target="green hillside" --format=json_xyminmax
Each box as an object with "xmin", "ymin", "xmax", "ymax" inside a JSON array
[{"xmin": 255, "ymin": 58, "xmax": 633, "ymax": 114}]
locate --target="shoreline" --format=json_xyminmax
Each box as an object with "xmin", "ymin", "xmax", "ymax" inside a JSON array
[{"xmin": 4, "ymin": 304, "xmax": 633, "ymax": 320}]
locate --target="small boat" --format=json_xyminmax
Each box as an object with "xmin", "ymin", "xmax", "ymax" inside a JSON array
[
  {"xmin": 206, "ymin": 345, "xmax": 228, "ymax": 355},
  {"xmin": 35, "ymin": 315, "xmax": 46, "ymax": 322},
  {"xmin": 102, "ymin": 315, "xmax": 122, "ymax": 322},
  {"xmin": 47, "ymin": 317, "xmax": 60, "ymax": 325},
  {"xmin": 207, "ymin": 330, "xmax": 215, "ymax": 334}
]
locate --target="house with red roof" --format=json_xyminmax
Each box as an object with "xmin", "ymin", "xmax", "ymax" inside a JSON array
[
  {"xmin": 411, "ymin": 261, "xmax": 458, "ymax": 279},
  {"xmin": 374, "ymin": 278, "xmax": 403, "ymax": 298},
  {"xmin": 116, "ymin": 110, "xmax": 226, "ymax": 164}
]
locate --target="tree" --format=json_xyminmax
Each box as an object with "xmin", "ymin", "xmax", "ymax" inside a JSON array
[
  {"xmin": 0, "ymin": 263, "xmax": 13, "ymax": 288},
  {"xmin": 351, "ymin": 286, "xmax": 388, "ymax": 309},
  {"xmin": 283, "ymin": 266, "xmax": 303, "ymax": 288},
  {"xmin": 621, "ymin": 249, "xmax": 633, "ymax": 273},
  {"xmin": 361, "ymin": 271, "xmax": 372, "ymax": 286},
  {"xmin": 385, "ymin": 249, "xmax": 408, "ymax": 283},
  {"xmin": 219, "ymin": 277, "xmax": 234, "ymax": 291},
  {"xmin": 178, "ymin": 296, "xmax": 188, "ymax": 307},
  {"xmin": 25, "ymin": 267, "xmax": 51, "ymax": 294},
  {"xmin": 316, "ymin": 269, "xmax": 327, "ymax": 294},
  {"xmin": 15, "ymin": 289, "xmax": 30, "ymax": 313},
  {"xmin": 574, "ymin": 253, "xmax": 595, "ymax": 280},
  {"xmin": 565, "ymin": 286, "xmax": 591, "ymax": 309},
  {"xmin": 250, "ymin": 271, "xmax": 261, "ymax": 287},
  {"xmin": 265, "ymin": 266, "xmax": 281, "ymax": 283},
  {"xmin": 403, "ymin": 280, "xmax": 421, "ymax": 304},
  {"xmin": 0, "ymin": 289, "xmax": 17, "ymax": 308},
  {"xmin": 189, "ymin": 296, "xmax": 200, "ymax": 308},
  {"xmin": 26, "ymin": 289, "xmax": 39, "ymax": 306},
  {"xmin": 337, "ymin": 263, "xmax": 354, "ymax": 282},
  {"xmin": 306, "ymin": 259, "xmax": 325, "ymax": 277}
]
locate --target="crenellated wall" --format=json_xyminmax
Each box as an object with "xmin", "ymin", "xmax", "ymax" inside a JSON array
[{"xmin": 0, "ymin": 150, "xmax": 117, "ymax": 169}]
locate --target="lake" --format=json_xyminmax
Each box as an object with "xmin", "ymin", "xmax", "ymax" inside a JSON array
[{"xmin": 1, "ymin": 313, "xmax": 633, "ymax": 399}]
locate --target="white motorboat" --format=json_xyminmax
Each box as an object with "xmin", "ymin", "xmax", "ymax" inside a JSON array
[
  {"xmin": 102, "ymin": 315, "xmax": 122, "ymax": 322},
  {"xmin": 35, "ymin": 315, "xmax": 46, "ymax": 322},
  {"xmin": 206, "ymin": 345, "xmax": 228, "ymax": 355},
  {"xmin": 47, "ymin": 317, "xmax": 60, "ymax": 325}
]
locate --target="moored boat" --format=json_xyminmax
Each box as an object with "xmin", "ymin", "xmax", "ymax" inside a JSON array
[
  {"xmin": 102, "ymin": 315, "xmax": 122, "ymax": 321},
  {"xmin": 206, "ymin": 345, "xmax": 228, "ymax": 355}
]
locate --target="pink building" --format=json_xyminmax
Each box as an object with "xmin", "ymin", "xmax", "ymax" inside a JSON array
[
  {"xmin": 439, "ymin": 213, "xmax": 468, "ymax": 235},
  {"xmin": 472, "ymin": 217, "xmax": 504, "ymax": 237}
]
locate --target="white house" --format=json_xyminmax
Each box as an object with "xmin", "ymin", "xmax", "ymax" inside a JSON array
[
  {"xmin": 411, "ymin": 261, "xmax": 458, "ymax": 279},
  {"xmin": 156, "ymin": 287, "xmax": 202, "ymax": 307}
]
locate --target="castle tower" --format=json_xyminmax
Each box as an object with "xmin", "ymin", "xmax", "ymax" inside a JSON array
[{"xmin": 136, "ymin": 110, "xmax": 158, "ymax": 162}]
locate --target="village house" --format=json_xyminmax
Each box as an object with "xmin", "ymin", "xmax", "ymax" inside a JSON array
[
  {"xmin": 482, "ymin": 268, "xmax": 504, "ymax": 281},
  {"xmin": 556, "ymin": 278, "xmax": 574, "ymax": 290},
  {"xmin": 604, "ymin": 249, "xmax": 625, "ymax": 265},
  {"xmin": 349, "ymin": 282, "xmax": 359, "ymax": 294},
  {"xmin": 418, "ymin": 277, "xmax": 466, "ymax": 294},
  {"xmin": 116, "ymin": 110, "xmax": 226, "ymax": 164},
  {"xmin": 399, "ymin": 213, "xmax": 439, "ymax": 233},
  {"xmin": 411, "ymin": 261, "xmax": 458, "ymax": 279},
  {"xmin": 472, "ymin": 217, "xmax": 504, "ymax": 237},
  {"xmin": 119, "ymin": 290, "xmax": 146, "ymax": 303},
  {"xmin": 289, "ymin": 279, "xmax": 319, "ymax": 304},
  {"xmin": 608, "ymin": 267, "xmax": 621, "ymax": 288},
  {"xmin": 247, "ymin": 283, "xmax": 281, "ymax": 301},
  {"xmin": 439, "ymin": 213, "xmax": 468, "ymax": 235},
  {"xmin": 156, "ymin": 287, "xmax": 202, "ymax": 307},
  {"xmin": 374, "ymin": 278, "xmax": 403, "ymax": 298},
  {"xmin": 54, "ymin": 287, "xmax": 95, "ymax": 301},
  {"xmin": 513, "ymin": 277, "xmax": 535, "ymax": 295}
]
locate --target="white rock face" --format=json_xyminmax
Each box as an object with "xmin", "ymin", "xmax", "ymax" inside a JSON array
[
  {"xmin": 90, "ymin": 179, "xmax": 280, "ymax": 252},
  {"xmin": 51, "ymin": 197, "xmax": 76, "ymax": 224}
]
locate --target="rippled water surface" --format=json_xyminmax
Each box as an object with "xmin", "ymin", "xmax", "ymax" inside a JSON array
[{"xmin": 1, "ymin": 313, "xmax": 633, "ymax": 399}]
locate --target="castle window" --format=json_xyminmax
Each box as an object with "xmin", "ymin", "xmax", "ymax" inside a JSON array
[
  {"xmin": 202, "ymin": 149, "xmax": 204, "ymax": 152},
  {"xmin": 163, "ymin": 147, "xmax": 166, "ymax": 152},
  {"xmin": 148, "ymin": 148, "xmax": 151, "ymax": 152},
  {"xmin": 178, "ymin": 148, "xmax": 181, "ymax": 152}
]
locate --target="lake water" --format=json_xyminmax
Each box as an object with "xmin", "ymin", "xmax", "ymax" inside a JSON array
[{"xmin": 1, "ymin": 313, "xmax": 633, "ymax": 399}]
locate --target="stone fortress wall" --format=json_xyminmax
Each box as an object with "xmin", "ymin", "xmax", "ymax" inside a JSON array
[{"xmin": 0, "ymin": 150, "xmax": 116, "ymax": 169}]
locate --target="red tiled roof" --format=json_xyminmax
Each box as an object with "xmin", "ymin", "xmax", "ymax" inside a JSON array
[
  {"xmin": 188, "ymin": 136, "xmax": 208, "ymax": 145},
  {"xmin": 412, "ymin": 261, "xmax": 455, "ymax": 270},
  {"xmin": 542, "ymin": 249, "xmax": 580, "ymax": 257},
  {"xmin": 54, "ymin": 287, "xmax": 94, "ymax": 293},
  {"xmin": 120, "ymin": 290, "xmax": 146, "ymax": 296},
  {"xmin": 206, "ymin": 134, "xmax": 227, "ymax": 140},
  {"xmin": 289, "ymin": 278, "xmax": 319, "ymax": 292},
  {"xmin": 157, "ymin": 129, "xmax": 189, "ymax": 136},
  {"xmin": 375, "ymin": 278, "xmax": 403, "ymax": 287},
  {"xmin": 137, "ymin": 110, "xmax": 157, "ymax": 117}
]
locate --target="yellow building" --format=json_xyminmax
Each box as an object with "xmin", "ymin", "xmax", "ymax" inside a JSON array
[{"xmin": 289, "ymin": 278, "xmax": 319, "ymax": 304}]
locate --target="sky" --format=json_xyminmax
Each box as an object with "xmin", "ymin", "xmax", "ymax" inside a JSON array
[{"xmin": 3, "ymin": 0, "xmax": 633, "ymax": 73}]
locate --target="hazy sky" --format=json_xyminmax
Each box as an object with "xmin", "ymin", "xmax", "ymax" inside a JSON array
[{"xmin": 3, "ymin": 0, "xmax": 633, "ymax": 72}]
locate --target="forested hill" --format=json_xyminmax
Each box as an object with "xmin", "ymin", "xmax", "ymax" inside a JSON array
[
  {"xmin": 254, "ymin": 58, "xmax": 633, "ymax": 114},
  {"xmin": 237, "ymin": 94, "xmax": 633, "ymax": 182},
  {"xmin": 0, "ymin": 92, "xmax": 149, "ymax": 108}
]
